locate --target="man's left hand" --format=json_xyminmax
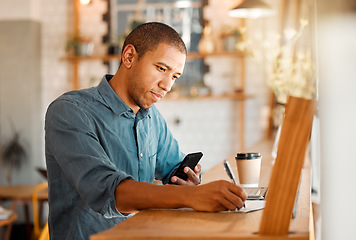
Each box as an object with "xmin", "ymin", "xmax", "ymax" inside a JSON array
[{"xmin": 170, "ymin": 164, "xmax": 201, "ymax": 185}]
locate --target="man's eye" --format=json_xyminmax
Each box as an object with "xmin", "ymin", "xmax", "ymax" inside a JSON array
[
  {"xmin": 173, "ymin": 75, "xmax": 179, "ymax": 80},
  {"xmin": 158, "ymin": 66, "xmax": 166, "ymax": 72}
]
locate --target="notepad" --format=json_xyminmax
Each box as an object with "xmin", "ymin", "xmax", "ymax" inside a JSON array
[{"xmin": 235, "ymin": 200, "xmax": 266, "ymax": 213}]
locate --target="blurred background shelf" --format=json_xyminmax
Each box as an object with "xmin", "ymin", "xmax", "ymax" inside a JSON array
[
  {"xmin": 61, "ymin": 50, "xmax": 247, "ymax": 62},
  {"xmin": 164, "ymin": 91, "xmax": 253, "ymax": 101}
]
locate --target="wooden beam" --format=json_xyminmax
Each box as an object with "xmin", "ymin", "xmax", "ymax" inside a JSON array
[
  {"xmin": 73, "ymin": 0, "xmax": 80, "ymax": 90},
  {"xmin": 259, "ymin": 96, "xmax": 316, "ymax": 235},
  {"xmin": 74, "ymin": 0, "xmax": 80, "ymax": 36}
]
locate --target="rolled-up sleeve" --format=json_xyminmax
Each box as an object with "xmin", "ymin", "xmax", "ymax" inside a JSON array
[{"xmin": 46, "ymin": 99, "xmax": 132, "ymax": 218}]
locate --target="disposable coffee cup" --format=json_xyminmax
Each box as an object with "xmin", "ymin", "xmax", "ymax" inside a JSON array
[{"xmin": 235, "ymin": 152, "xmax": 262, "ymax": 187}]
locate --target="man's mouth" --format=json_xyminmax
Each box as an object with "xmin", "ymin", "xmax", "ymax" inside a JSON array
[{"xmin": 151, "ymin": 91, "xmax": 165, "ymax": 101}]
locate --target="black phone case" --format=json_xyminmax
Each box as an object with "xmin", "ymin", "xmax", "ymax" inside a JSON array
[{"xmin": 170, "ymin": 152, "xmax": 203, "ymax": 183}]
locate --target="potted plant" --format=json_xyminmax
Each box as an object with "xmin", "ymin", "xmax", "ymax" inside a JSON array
[
  {"xmin": 1, "ymin": 131, "xmax": 27, "ymax": 183},
  {"xmin": 266, "ymin": 19, "xmax": 315, "ymax": 106},
  {"xmin": 221, "ymin": 25, "xmax": 241, "ymax": 51},
  {"xmin": 66, "ymin": 34, "xmax": 94, "ymax": 56}
]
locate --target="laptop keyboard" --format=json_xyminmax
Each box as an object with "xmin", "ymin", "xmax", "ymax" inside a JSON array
[{"xmin": 244, "ymin": 187, "xmax": 268, "ymax": 200}]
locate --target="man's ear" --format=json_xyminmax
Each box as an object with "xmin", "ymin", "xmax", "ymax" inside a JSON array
[{"xmin": 121, "ymin": 44, "xmax": 136, "ymax": 68}]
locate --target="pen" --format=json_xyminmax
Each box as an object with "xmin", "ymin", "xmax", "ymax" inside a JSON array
[
  {"xmin": 223, "ymin": 160, "xmax": 237, "ymax": 184},
  {"xmin": 223, "ymin": 160, "xmax": 246, "ymax": 209}
]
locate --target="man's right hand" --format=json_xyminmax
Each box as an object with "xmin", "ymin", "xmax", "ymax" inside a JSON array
[
  {"xmin": 115, "ymin": 179, "xmax": 246, "ymax": 213},
  {"xmin": 188, "ymin": 180, "xmax": 247, "ymax": 212}
]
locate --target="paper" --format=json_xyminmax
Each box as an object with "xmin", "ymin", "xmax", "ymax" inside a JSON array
[
  {"xmin": 235, "ymin": 200, "xmax": 265, "ymax": 213},
  {"xmin": 0, "ymin": 206, "xmax": 13, "ymax": 220}
]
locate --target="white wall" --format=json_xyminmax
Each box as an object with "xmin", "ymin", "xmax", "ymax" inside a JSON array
[
  {"xmin": 318, "ymin": 1, "xmax": 356, "ymax": 239},
  {"xmin": 0, "ymin": 0, "xmax": 44, "ymax": 185},
  {"xmin": 0, "ymin": 0, "xmax": 40, "ymax": 21}
]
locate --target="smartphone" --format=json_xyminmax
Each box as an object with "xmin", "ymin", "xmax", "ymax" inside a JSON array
[{"xmin": 169, "ymin": 152, "xmax": 203, "ymax": 184}]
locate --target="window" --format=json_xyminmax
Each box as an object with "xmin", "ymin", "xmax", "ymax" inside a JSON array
[{"xmin": 108, "ymin": 0, "xmax": 206, "ymax": 96}]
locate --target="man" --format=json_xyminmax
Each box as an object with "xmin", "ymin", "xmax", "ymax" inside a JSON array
[{"xmin": 45, "ymin": 22, "xmax": 246, "ymax": 240}]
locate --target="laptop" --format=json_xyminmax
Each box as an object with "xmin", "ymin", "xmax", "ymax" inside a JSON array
[
  {"xmin": 223, "ymin": 159, "xmax": 268, "ymax": 200},
  {"xmin": 244, "ymin": 186, "xmax": 268, "ymax": 200}
]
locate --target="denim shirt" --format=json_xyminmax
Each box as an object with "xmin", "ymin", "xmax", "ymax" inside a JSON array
[{"xmin": 45, "ymin": 75, "xmax": 185, "ymax": 240}]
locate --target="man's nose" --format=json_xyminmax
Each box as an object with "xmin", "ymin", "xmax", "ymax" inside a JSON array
[{"xmin": 158, "ymin": 75, "xmax": 173, "ymax": 92}]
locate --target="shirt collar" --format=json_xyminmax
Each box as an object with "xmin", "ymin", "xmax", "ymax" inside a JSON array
[{"xmin": 97, "ymin": 74, "xmax": 151, "ymax": 119}]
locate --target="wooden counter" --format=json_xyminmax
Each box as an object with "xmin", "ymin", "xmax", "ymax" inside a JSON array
[{"xmin": 91, "ymin": 140, "xmax": 310, "ymax": 240}]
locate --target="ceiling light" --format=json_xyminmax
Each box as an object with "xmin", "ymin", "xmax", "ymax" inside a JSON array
[
  {"xmin": 175, "ymin": 1, "xmax": 192, "ymax": 8},
  {"xmin": 229, "ymin": 0, "xmax": 275, "ymax": 19},
  {"xmin": 80, "ymin": 0, "xmax": 92, "ymax": 5}
]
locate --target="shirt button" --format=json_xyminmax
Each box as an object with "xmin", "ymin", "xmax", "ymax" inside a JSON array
[{"xmin": 140, "ymin": 153, "xmax": 143, "ymax": 157}]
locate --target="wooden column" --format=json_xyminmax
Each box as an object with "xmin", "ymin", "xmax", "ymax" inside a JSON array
[
  {"xmin": 259, "ymin": 96, "xmax": 316, "ymax": 235},
  {"xmin": 72, "ymin": 0, "xmax": 81, "ymax": 90},
  {"xmin": 239, "ymin": 18, "xmax": 246, "ymax": 150}
]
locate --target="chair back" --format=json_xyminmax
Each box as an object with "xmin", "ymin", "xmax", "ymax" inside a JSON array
[{"xmin": 32, "ymin": 182, "xmax": 49, "ymax": 240}]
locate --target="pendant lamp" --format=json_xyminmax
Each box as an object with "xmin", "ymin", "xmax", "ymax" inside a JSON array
[
  {"xmin": 80, "ymin": 0, "xmax": 92, "ymax": 5},
  {"xmin": 229, "ymin": 0, "xmax": 275, "ymax": 19}
]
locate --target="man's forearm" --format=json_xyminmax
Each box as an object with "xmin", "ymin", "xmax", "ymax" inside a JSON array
[{"xmin": 115, "ymin": 179, "xmax": 192, "ymax": 213}]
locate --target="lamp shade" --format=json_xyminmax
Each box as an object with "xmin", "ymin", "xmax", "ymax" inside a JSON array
[
  {"xmin": 80, "ymin": 0, "xmax": 92, "ymax": 5},
  {"xmin": 229, "ymin": 0, "xmax": 275, "ymax": 19}
]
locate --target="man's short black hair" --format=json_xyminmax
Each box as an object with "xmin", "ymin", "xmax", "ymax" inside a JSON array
[{"xmin": 122, "ymin": 22, "xmax": 187, "ymax": 59}]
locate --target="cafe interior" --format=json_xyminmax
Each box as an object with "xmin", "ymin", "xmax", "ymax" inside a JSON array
[{"xmin": 0, "ymin": 0, "xmax": 355, "ymax": 240}]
